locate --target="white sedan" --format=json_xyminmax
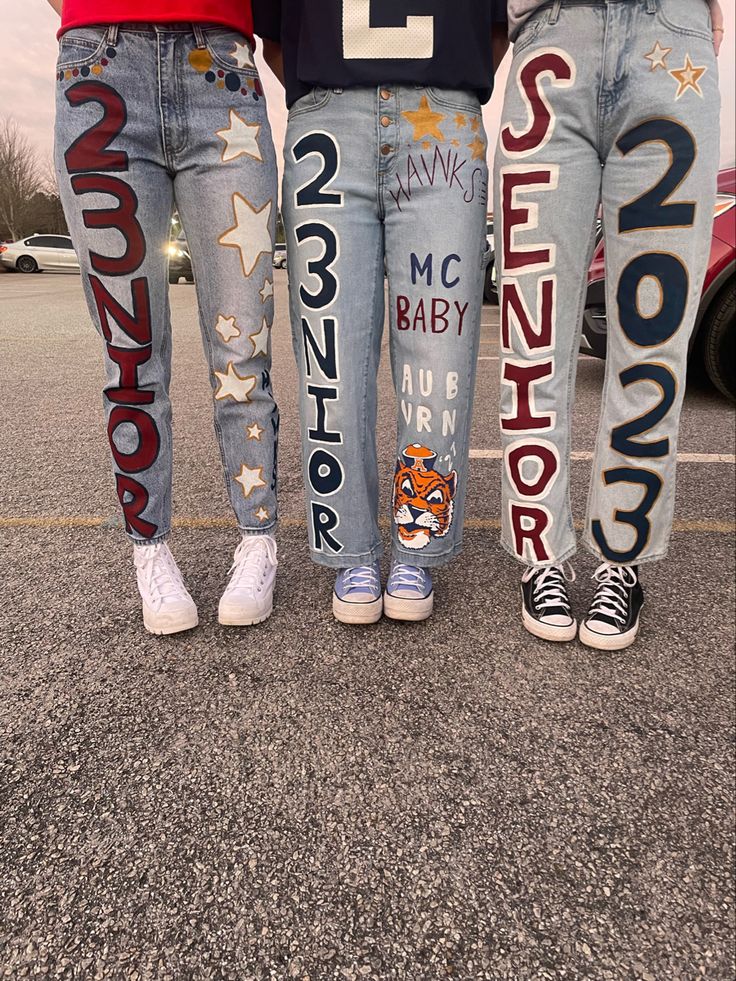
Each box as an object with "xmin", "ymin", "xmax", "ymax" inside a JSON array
[{"xmin": 0, "ymin": 234, "xmax": 80, "ymax": 273}]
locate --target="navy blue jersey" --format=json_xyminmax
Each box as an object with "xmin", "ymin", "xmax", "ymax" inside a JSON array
[{"xmin": 253, "ymin": 0, "xmax": 508, "ymax": 107}]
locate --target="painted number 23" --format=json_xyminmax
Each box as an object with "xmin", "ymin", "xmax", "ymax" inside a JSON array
[{"xmin": 342, "ymin": 0, "xmax": 434, "ymax": 60}]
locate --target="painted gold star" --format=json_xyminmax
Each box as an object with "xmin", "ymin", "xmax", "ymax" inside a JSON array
[
  {"xmin": 467, "ymin": 135, "xmax": 486, "ymax": 161},
  {"xmin": 246, "ymin": 422, "xmax": 264, "ymax": 441},
  {"xmin": 234, "ymin": 464, "xmax": 266, "ymax": 500},
  {"xmin": 255, "ymin": 506, "xmax": 270, "ymax": 523},
  {"xmin": 249, "ymin": 317, "xmax": 271, "ymax": 358},
  {"xmin": 214, "ymin": 362, "xmax": 257, "ymax": 402},
  {"xmin": 215, "ymin": 314, "xmax": 240, "ymax": 343},
  {"xmin": 670, "ymin": 54, "xmax": 706, "ymax": 99},
  {"xmin": 402, "ymin": 96, "xmax": 446, "ymax": 143},
  {"xmin": 260, "ymin": 278, "xmax": 274, "ymax": 303},
  {"xmin": 219, "ymin": 194, "xmax": 273, "ymax": 278},
  {"xmin": 216, "ymin": 110, "xmax": 262, "ymax": 163},
  {"xmin": 455, "ymin": 113, "xmax": 468, "ymax": 129},
  {"xmin": 644, "ymin": 40, "xmax": 672, "ymax": 72},
  {"xmin": 470, "ymin": 116, "xmax": 480, "ymax": 133}
]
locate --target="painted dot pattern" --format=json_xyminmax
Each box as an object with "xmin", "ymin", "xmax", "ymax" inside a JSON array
[{"xmin": 57, "ymin": 41, "xmax": 262, "ymax": 102}]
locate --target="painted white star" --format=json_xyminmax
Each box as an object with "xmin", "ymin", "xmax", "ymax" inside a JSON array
[
  {"xmin": 214, "ymin": 362, "xmax": 257, "ymax": 402},
  {"xmin": 260, "ymin": 278, "xmax": 274, "ymax": 303},
  {"xmin": 219, "ymin": 194, "xmax": 273, "ymax": 278},
  {"xmin": 231, "ymin": 41, "xmax": 255, "ymax": 70},
  {"xmin": 644, "ymin": 41, "xmax": 672, "ymax": 72},
  {"xmin": 216, "ymin": 110, "xmax": 262, "ymax": 163},
  {"xmin": 234, "ymin": 464, "xmax": 266, "ymax": 499},
  {"xmin": 255, "ymin": 506, "xmax": 270, "ymax": 523},
  {"xmin": 249, "ymin": 317, "xmax": 271, "ymax": 358},
  {"xmin": 246, "ymin": 422, "xmax": 264, "ymax": 441},
  {"xmin": 215, "ymin": 314, "xmax": 240, "ymax": 343}
]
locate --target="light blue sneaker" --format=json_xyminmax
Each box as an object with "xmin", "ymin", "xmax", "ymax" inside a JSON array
[
  {"xmin": 333, "ymin": 563, "xmax": 383, "ymax": 624},
  {"xmin": 384, "ymin": 561, "xmax": 434, "ymax": 622}
]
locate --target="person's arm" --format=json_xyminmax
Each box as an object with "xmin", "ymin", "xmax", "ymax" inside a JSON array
[
  {"xmin": 262, "ymin": 39, "xmax": 285, "ymax": 87},
  {"xmin": 492, "ymin": 22, "xmax": 509, "ymax": 74},
  {"xmin": 710, "ymin": 0, "xmax": 724, "ymax": 56},
  {"xmin": 46, "ymin": 0, "xmax": 62, "ymax": 15},
  {"xmin": 491, "ymin": 0, "xmax": 509, "ymax": 74},
  {"xmin": 252, "ymin": 0, "xmax": 284, "ymax": 86}
]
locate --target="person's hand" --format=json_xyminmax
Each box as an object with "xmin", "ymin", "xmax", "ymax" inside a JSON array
[{"xmin": 710, "ymin": 0, "xmax": 724, "ymax": 57}]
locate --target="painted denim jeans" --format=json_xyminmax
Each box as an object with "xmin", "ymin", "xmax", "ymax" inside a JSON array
[
  {"xmin": 54, "ymin": 23, "xmax": 279, "ymax": 543},
  {"xmin": 282, "ymin": 85, "xmax": 489, "ymax": 568},
  {"xmin": 495, "ymin": 0, "xmax": 720, "ymax": 567}
]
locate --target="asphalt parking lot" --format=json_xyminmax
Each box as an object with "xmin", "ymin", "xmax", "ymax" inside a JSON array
[{"xmin": 1, "ymin": 271, "xmax": 734, "ymax": 979}]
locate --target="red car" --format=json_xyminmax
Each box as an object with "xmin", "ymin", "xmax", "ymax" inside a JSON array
[{"xmin": 582, "ymin": 167, "xmax": 736, "ymax": 401}]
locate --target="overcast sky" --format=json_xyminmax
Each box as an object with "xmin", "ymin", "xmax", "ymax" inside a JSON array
[{"xmin": 2, "ymin": 1, "xmax": 734, "ymax": 185}]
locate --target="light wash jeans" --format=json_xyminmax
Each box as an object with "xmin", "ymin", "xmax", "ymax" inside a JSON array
[
  {"xmin": 495, "ymin": 0, "xmax": 720, "ymax": 567},
  {"xmin": 54, "ymin": 23, "xmax": 279, "ymax": 544},
  {"xmin": 283, "ymin": 85, "xmax": 489, "ymax": 568}
]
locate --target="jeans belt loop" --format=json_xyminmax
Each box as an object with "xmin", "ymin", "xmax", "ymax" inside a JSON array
[
  {"xmin": 645, "ymin": 0, "xmax": 657, "ymax": 14},
  {"xmin": 549, "ymin": 1, "xmax": 562, "ymax": 26},
  {"xmin": 106, "ymin": 24, "xmax": 119, "ymax": 47},
  {"xmin": 192, "ymin": 24, "xmax": 207, "ymax": 50}
]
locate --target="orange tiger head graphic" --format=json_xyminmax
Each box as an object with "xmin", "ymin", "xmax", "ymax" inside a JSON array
[{"xmin": 393, "ymin": 444, "xmax": 457, "ymax": 550}]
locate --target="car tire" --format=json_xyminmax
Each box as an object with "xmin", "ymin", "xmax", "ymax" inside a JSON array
[
  {"xmin": 484, "ymin": 259, "xmax": 498, "ymax": 305},
  {"xmin": 17, "ymin": 255, "xmax": 38, "ymax": 274},
  {"xmin": 169, "ymin": 273, "xmax": 179, "ymax": 284},
  {"xmin": 702, "ymin": 281, "xmax": 735, "ymax": 402}
]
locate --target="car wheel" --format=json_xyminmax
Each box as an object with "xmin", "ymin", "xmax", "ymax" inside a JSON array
[
  {"xmin": 186, "ymin": 275, "xmax": 194, "ymax": 283},
  {"xmin": 17, "ymin": 255, "xmax": 38, "ymax": 274},
  {"xmin": 702, "ymin": 281, "xmax": 735, "ymax": 402},
  {"xmin": 484, "ymin": 259, "xmax": 498, "ymax": 305},
  {"xmin": 169, "ymin": 273, "xmax": 179, "ymax": 284}
]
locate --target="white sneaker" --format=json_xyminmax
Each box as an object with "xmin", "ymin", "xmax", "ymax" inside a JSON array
[
  {"xmin": 219, "ymin": 535, "xmax": 277, "ymax": 626},
  {"xmin": 134, "ymin": 541, "xmax": 199, "ymax": 636}
]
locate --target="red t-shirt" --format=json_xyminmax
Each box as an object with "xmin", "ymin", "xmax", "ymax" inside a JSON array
[{"xmin": 60, "ymin": 1, "xmax": 253, "ymax": 39}]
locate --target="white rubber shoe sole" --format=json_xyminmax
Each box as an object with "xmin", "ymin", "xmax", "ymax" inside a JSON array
[
  {"xmin": 579, "ymin": 617, "xmax": 640, "ymax": 651},
  {"xmin": 218, "ymin": 600, "xmax": 273, "ymax": 627},
  {"xmin": 142, "ymin": 602, "xmax": 199, "ymax": 636},
  {"xmin": 522, "ymin": 605, "xmax": 577, "ymax": 643},
  {"xmin": 333, "ymin": 594, "xmax": 383, "ymax": 625},
  {"xmin": 383, "ymin": 591, "xmax": 434, "ymax": 622}
]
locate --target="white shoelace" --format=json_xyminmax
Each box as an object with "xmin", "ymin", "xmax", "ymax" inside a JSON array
[
  {"xmin": 525, "ymin": 563, "xmax": 575, "ymax": 613},
  {"xmin": 341, "ymin": 566, "xmax": 380, "ymax": 594},
  {"xmin": 137, "ymin": 545, "xmax": 187, "ymax": 611},
  {"xmin": 227, "ymin": 536, "xmax": 278, "ymax": 594},
  {"xmin": 588, "ymin": 563, "xmax": 638, "ymax": 625},
  {"xmin": 388, "ymin": 563, "xmax": 427, "ymax": 593}
]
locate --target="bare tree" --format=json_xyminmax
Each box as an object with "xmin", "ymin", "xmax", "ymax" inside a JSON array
[{"xmin": 0, "ymin": 117, "xmax": 45, "ymax": 241}]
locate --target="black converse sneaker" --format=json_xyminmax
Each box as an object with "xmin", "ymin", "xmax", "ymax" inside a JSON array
[
  {"xmin": 521, "ymin": 564, "xmax": 577, "ymax": 642},
  {"xmin": 579, "ymin": 564, "xmax": 644, "ymax": 651}
]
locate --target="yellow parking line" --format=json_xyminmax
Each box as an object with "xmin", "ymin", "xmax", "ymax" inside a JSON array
[{"xmin": 0, "ymin": 516, "xmax": 733, "ymax": 533}]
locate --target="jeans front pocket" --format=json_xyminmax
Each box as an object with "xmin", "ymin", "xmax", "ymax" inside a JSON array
[
  {"xmin": 288, "ymin": 88, "xmax": 333, "ymax": 119},
  {"xmin": 513, "ymin": 8, "xmax": 552, "ymax": 56},
  {"xmin": 204, "ymin": 28, "xmax": 259, "ymax": 77},
  {"xmin": 656, "ymin": 0, "xmax": 713, "ymax": 41},
  {"xmin": 426, "ymin": 87, "xmax": 481, "ymax": 117},
  {"xmin": 57, "ymin": 28, "xmax": 108, "ymax": 71}
]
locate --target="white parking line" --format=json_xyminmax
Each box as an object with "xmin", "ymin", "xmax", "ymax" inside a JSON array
[{"xmin": 470, "ymin": 450, "xmax": 736, "ymax": 463}]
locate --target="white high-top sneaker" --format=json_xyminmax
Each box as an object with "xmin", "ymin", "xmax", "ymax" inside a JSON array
[
  {"xmin": 219, "ymin": 535, "xmax": 278, "ymax": 626},
  {"xmin": 134, "ymin": 542, "xmax": 199, "ymax": 635}
]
